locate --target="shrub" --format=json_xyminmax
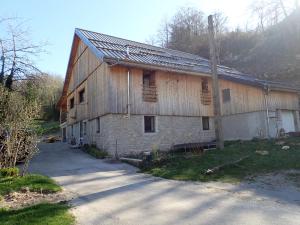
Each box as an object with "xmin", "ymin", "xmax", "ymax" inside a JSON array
[
  {"xmin": 0, "ymin": 167, "xmax": 19, "ymax": 177},
  {"xmin": 84, "ymin": 145, "xmax": 108, "ymax": 159}
]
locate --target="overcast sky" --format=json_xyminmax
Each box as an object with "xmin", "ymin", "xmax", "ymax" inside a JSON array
[{"xmin": 0, "ymin": 0, "xmax": 295, "ymax": 76}]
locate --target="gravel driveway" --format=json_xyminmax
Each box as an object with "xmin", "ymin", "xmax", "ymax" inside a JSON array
[{"xmin": 29, "ymin": 142, "xmax": 300, "ymax": 225}]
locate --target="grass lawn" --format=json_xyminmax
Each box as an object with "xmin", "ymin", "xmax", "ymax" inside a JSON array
[
  {"xmin": 144, "ymin": 137, "xmax": 300, "ymax": 183},
  {"xmin": 0, "ymin": 203, "xmax": 74, "ymax": 225},
  {"xmin": 0, "ymin": 174, "xmax": 74, "ymax": 225},
  {"xmin": 0, "ymin": 174, "xmax": 61, "ymax": 196},
  {"xmin": 33, "ymin": 120, "xmax": 60, "ymax": 136}
]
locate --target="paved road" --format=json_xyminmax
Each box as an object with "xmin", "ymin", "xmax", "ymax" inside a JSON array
[{"xmin": 29, "ymin": 142, "xmax": 300, "ymax": 225}]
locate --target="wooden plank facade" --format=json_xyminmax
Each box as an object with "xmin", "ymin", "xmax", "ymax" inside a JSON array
[{"xmin": 59, "ymin": 36, "xmax": 300, "ymax": 153}]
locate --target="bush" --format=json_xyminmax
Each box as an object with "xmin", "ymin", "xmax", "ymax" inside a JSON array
[
  {"xmin": 83, "ymin": 145, "xmax": 108, "ymax": 159},
  {"xmin": 0, "ymin": 167, "xmax": 19, "ymax": 177}
]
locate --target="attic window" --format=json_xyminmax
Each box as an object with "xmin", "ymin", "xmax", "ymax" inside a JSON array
[
  {"xmin": 70, "ymin": 98, "xmax": 74, "ymax": 109},
  {"xmin": 222, "ymin": 89, "xmax": 231, "ymax": 103},
  {"xmin": 143, "ymin": 70, "xmax": 157, "ymax": 102},
  {"xmin": 79, "ymin": 89, "xmax": 85, "ymax": 103}
]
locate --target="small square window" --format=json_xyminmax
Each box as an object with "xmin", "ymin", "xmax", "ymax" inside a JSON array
[
  {"xmin": 202, "ymin": 117, "xmax": 210, "ymax": 130},
  {"xmin": 96, "ymin": 117, "xmax": 100, "ymax": 133},
  {"xmin": 144, "ymin": 116, "xmax": 155, "ymax": 133},
  {"xmin": 79, "ymin": 89, "xmax": 85, "ymax": 103},
  {"xmin": 222, "ymin": 89, "xmax": 231, "ymax": 103},
  {"xmin": 70, "ymin": 98, "xmax": 74, "ymax": 109}
]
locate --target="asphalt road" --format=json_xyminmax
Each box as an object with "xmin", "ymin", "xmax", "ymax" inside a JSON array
[{"xmin": 29, "ymin": 142, "xmax": 300, "ymax": 225}]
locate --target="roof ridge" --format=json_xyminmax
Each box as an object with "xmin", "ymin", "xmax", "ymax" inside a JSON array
[{"xmin": 76, "ymin": 28, "xmax": 209, "ymax": 61}]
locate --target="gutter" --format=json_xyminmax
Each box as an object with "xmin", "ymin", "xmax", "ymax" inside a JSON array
[{"xmin": 127, "ymin": 68, "xmax": 131, "ymax": 119}]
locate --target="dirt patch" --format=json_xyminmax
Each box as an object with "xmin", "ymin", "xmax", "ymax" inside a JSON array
[
  {"xmin": 246, "ymin": 170, "xmax": 300, "ymax": 190},
  {"xmin": 0, "ymin": 189, "xmax": 74, "ymax": 209}
]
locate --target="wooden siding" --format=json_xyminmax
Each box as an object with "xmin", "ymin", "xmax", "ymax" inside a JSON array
[
  {"xmin": 66, "ymin": 40, "xmax": 109, "ymax": 124},
  {"xmin": 108, "ymin": 66, "xmax": 214, "ymax": 116},
  {"xmin": 108, "ymin": 66, "xmax": 298, "ymax": 117},
  {"xmin": 220, "ymin": 79, "xmax": 299, "ymax": 115},
  {"xmin": 65, "ymin": 43, "xmax": 298, "ymax": 122}
]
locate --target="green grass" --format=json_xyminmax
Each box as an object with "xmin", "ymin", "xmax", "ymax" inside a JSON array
[
  {"xmin": 0, "ymin": 174, "xmax": 61, "ymax": 196},
  {"xmin": 0, "ymin": 203, "xmax": 75, "ymax": 225},
  {"xmin": 32, "ymin": 120, "xmax": 60, "ymax": 136},
  {"xmin": 83, "ymin": 146, "xmax": 108, "ymax": 159},
  {"xmin": 144, "ymin": 138, "xmax": 300, "ymax": 183}
]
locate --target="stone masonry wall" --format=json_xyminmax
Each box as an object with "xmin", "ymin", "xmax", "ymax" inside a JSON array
[{"xmin": 93, "ymin": 114, "xmax": 215, "ymax": 156}]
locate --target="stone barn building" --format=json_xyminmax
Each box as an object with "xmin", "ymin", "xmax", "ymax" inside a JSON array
[{"xmin": 58, "ymin": 28, "xmax": 300, "ymax": 155}]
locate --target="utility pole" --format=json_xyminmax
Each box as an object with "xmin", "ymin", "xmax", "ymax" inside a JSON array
[{"xmin": 208, "ymin": 15, "xmax": 224, "ymax": 150}]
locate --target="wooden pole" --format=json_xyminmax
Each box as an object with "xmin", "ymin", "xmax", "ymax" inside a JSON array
[{"xmin": 208, "ymin": 15, "xmax": 224, "ymax": 150}]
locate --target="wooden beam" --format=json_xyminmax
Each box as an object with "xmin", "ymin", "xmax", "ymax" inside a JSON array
[{"xmin": 208, "ymin": 15, "xmax": 224, "ymax": 150}]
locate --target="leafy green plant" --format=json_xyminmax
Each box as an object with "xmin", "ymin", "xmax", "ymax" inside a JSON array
[
  {"xmin": 0, "ymin": 167, "xmax": 19, "ymax": 177},
  {"xmin": 83, "ymin": 145, "xmax": 108, "ymax": 159}
]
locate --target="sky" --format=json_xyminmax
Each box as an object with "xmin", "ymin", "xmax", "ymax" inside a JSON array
[{"xmin": 0, "ymin": 0, "xmax": 286, "ymax": 76}]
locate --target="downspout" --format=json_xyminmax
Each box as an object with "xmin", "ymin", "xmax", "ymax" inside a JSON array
[
  {"xmin": 263, "ymin": 84, "xmax": 270, "ymax": 139},
  {"xmin": 127, "ymin": 68, "xmax": 131, "ymax": 119}
]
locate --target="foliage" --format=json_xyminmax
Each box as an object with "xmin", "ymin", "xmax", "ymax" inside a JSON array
[
  {"xmin": 144, "ymin": 138, "xmax": 300, "ymax": 183},
  {"xmin": 0, "ymin": 167, "xmax": 19, "ymax": 177},
  {"xmin": 83, "ymin": 145, "xmax": 108, "ymax": 159},
  {"xmin": 0, "ymin": 85, "xmax": 40, "ymax": 173},
  {"xmin": 18, "ymin": 74, "xmax": 63, "ymax": 121},
  {"xmin": 0, "ymin": 203, "xmax": 75, "ymax": 225},
  {"xmin": 0, "ymin": 174, "xmax": 61, "ymax": 196},
  {"xmin": 150, "ymin": 4, "xmax": 300, "ymax": 85},
  {"xmin": 33, "ymin": 120, "xmax": 60, "ymax": 136}
]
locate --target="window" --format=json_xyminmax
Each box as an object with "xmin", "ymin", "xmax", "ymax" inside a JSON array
[
  {"xmin": 80, "ymin": 121, "xmax": 83, "ymax": 137},
  {"xmin": 71, "ymin": 125, "xmax": 74, "ymax": 136},
  {"xmin": 70, "ymin": 98, "xmax": 74, "ymax": 109},
  {"xmin": 143, "ymin": 71, "xmax": 157, "ymax": 102},
  {"xmin": 96, "ymin": 117, "xmax": 100, "ymax": 133},
  {"xmin": 202, "ymin": 117, "xmax": 210, "ymax": 130},
  {"xmin": 143, "ymin": 70, "xmax": 155, "ymax": 87},
  {"xmin": 201, "ymin": 78, "xmax": 209, "ymax": 93},
  {"xmin": 144, "ymin": 116, "xmax": 155, "ymax": 133},
  {"xmin": 83, "ymin": 122, "xmax": 87, "ymax": 135},
  {"xmin": 79, "ymin": 89, "xmax": 85, "ymax": 103},
  {"xmin": 222, "ymin": 89, "xmax": 231, "ymax": 103}
]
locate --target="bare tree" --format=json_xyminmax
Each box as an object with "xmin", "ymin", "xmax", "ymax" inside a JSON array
[
  {"xmin": 213, "ymin": 12, "xmax": 228, "ymax": 63},
  {"xmin": 0, "ymin": 18, "xmax": 45, "ymax": 89}
]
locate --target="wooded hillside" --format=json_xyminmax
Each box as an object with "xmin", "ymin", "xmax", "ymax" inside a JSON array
[{"xmin": 149, "ymin": 4, "xmax": 300, "ymax": 86}]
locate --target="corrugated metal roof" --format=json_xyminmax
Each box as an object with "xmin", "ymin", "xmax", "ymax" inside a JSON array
[{"xmin": 76, "ymin": 28, "xmax": 299, "ymax": 92}]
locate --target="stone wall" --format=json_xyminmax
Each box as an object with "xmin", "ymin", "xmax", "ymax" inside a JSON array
[{"xmin": 86, "ymin": 114, "xmax": 215, "ymax": 156}]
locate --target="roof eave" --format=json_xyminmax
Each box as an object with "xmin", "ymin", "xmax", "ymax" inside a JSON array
[{"xmin": 75, "ymin": 28, "xmax": 105, "ymax": 61}]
